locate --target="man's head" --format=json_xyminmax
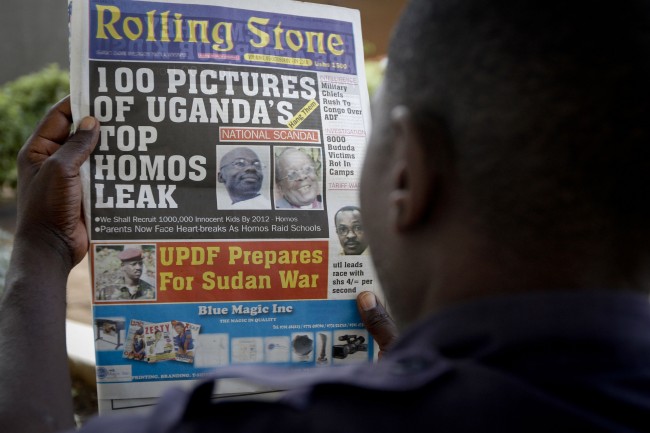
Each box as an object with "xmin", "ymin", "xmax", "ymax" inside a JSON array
[
  {"xmin": 218, "ymin": 147, "xmax": 264, "ymax": 204},
  {"xmin": 275, "ymin": 148, "xmax": 321, "ymax": 207},
  {"xmin": 335, "ymin": 206, "xmax": 368, "ymax": 255},
  {"xmin": 361, "ymin": 0, "xmax": 650, "ymax": 326},
  {"xmin": 174, "ymin": 322, "xmax": 185, "ymax": 335},
  {"xmin": 118, "ymin": 248, "xmax": 143, "ymax": 282}
]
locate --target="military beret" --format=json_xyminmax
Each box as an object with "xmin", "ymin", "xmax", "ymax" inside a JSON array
[{"xmin": 118, "ymin": 248, "xmax": 143, "ymax": 262}]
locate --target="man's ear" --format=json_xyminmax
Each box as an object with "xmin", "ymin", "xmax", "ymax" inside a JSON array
[
  {"xmin": 217, "ymin": 171, "xmax": 225, "ymax": 183},
  {"xmin": 389, "ymin": 106, "xmax": 440, "ymax": 232}
]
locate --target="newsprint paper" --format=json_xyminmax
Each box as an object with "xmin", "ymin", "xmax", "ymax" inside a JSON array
[{"xmin": 69, "ymin": 0, "xmax": 376, "ymax": 413}]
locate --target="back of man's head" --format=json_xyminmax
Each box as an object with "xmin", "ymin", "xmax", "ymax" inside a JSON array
[{"xmin": 385, "ymin": 0, "xmax": 650, "ymax": 257}]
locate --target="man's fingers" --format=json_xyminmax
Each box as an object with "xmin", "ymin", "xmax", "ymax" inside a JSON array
[
  {"xmin": 49, "ymin": 117, "xmax": 100, "ymax": 173},
  {"xmin": 357, "ymin": 291, "xmax": 398, "ymax": 356},
  {"xmin": 31, "ymin": 96, "xmax": 73, "ymax": 145},
  {"xmin": 17, "ymin": 97, "xmax": 73, "ymax": 169}
]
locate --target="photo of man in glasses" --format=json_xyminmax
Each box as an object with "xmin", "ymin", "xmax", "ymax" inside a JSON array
[
  {"xmin": 334, "ymin": 206, "xmax": 368, "ymax": 255},
  {"xmin": 217, "ymin": 146, "xmax": 271, "ymax": 210},
  {"xmin": 274, "ymin": 147, "xmax": 323, "ymax": 209}
]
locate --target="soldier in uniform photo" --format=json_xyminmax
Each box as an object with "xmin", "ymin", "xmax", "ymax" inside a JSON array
[{"xmin": 111, "ymin": 248, "xmax": 155, "ymax": 300}]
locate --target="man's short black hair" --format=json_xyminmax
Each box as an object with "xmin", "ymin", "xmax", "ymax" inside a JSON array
[
  {"xmin": 335, "ymin": 206, "xmax": 362, "ymax": 222},
  {"xmin": 385, "ymin": 0, "xmax": 650, "ymax": 253}
]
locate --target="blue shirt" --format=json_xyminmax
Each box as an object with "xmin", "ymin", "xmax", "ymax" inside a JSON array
[
  {"xmin": 173, "ymin": 330, "xmax": 193, "ymax": 352},
  {"xmin": 78, "ymin": 291, "xmax": 650, "ymax": 432}
]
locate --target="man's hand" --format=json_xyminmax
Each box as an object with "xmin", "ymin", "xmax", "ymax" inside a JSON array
[
  {"xmin": 0, "ymin": 98, "xmax": 99, "ymax": 433},
  {"xmin": 16, "ymin": 96, "xmax": 99, "ymax": 268},
  {"xmin": 357, "ymin": 291, "xmax": 398, "ymax": 359}
]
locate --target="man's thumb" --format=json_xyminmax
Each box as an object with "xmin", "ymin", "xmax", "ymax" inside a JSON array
[
  {"xmin": 53, "ymin": 116, "xmax": 100, "ymax": 170},
  {"xmin": 357, "ymin": 291, "xmax": 398, "ymax": 356}
]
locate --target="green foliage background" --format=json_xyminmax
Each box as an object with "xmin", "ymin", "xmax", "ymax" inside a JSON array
[
  {"xmin": 0, "ymin": 65, "xmax": 70, "ymax": 190},
  {"xmin": 0, "ymin": 61, "xmax": 384, "ymax": 192},
  {"xmin": 364, "ymin": 59, "xmax": 384, "ymax": 98}
]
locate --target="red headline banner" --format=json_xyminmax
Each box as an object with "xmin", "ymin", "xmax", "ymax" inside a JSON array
[{"xmin": 156, "ymin": 240, "xmax": 328, "ymax": 302}]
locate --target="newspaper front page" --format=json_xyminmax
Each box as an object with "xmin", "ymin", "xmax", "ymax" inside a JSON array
[{"xmin": 70, "ymin": 0, "xmax": 375, "ymax": 412}]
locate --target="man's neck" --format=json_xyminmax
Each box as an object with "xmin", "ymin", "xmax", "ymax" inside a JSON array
[
  {"xmin": 231, "ymin": 192, "xmax": 259, "ymax": 204},
  {"xmin": 388, "ymin": 219, "xmax": 650, "ymax": 328},
  {"xmin": 125, "ymin": 276, "xmax": 140, "ymax": 288}
]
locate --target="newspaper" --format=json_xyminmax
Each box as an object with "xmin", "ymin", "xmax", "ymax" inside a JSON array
[{"xmin": 69, "ymin": 0, "xmax": 375, "ymax": 411}]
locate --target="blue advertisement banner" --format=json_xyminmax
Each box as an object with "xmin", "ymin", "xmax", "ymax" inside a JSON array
[{"xmin": 94, "ymin": 299, "xmax": 372, "ymax": 384}]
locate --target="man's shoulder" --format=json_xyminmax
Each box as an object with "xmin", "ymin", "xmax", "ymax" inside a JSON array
[
  {"xmin": 274, "ymin": 196, "xmax": 293, "ymax": 209},
  {"xmin": 109, "ymin": 286, "xmax": 130, "ymax": 300},
  {"xmin": 77, "ymin": 292, "xmax": 650, "ymax": 432},
  {"xmin": 76, "ymin": 350, "xmax": 639, "ymax": 433},
  {"xmin": 77, "ymin": 357, "xmax": 453, "ymax": 433}
]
